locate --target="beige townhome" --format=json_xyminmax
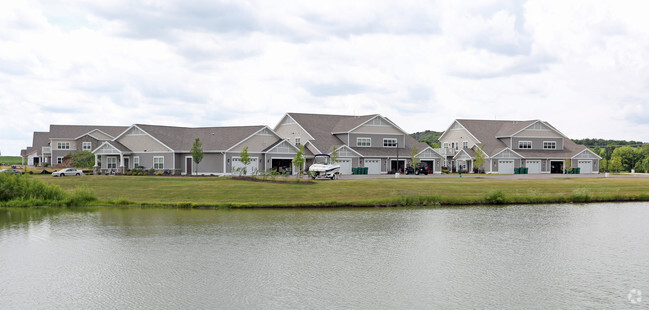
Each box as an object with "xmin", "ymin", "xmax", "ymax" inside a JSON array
[
  {"xmin": 437, "ymin": 119, "xmax": 601, "ymax": 174},
  {"xmin": 274, "ymin": 113, "xmax": 444, "ymax": 174},
  {"xmin": 92, "ymin": 124, "xmax": 300, "ymax": 175}
]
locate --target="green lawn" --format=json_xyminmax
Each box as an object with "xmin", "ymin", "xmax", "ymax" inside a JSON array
[
  {"xmin": 32, "ymin": 175, "xmax": 649, "ymax": 207},
  {"xmin": 0, "ymin": 156, "xmax": 22, "ymax": 166}
]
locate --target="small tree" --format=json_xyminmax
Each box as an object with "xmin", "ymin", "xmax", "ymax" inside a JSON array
[
  {"xmin": 191, "ymin": 138, "xmax": 204, "ymax": 176},
  {"xmin": 292, "ymin": 144, "xmax": 305, "ymax": 180},
  {"xmin": 473, "ymin": 145, "xmax": 485, "ymax": 173},
  {"xmin": 410, "ymin": 145, "xmax": 420, "ymax": 168},
  {"xmin": 238, "ymin": 146, "xmax": 251, "ymax": 176},
  {"xmin": 330, "ymin": 145, "xmax": 339, "ymax": 163}
]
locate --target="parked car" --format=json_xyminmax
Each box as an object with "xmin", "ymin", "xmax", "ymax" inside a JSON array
[
  {"xmin": 0, "ymin": 168, "xmax": 23, "ymax": 175},
  {"xmin": 405, "ymin": 163, "xmax": 429, "ymax": 175},
  {"xmin": 52, "ymin": 168, "xmax": 84, "ymax": 177}
]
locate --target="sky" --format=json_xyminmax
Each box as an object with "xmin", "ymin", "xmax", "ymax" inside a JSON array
[{"xmin": 2, "ymin": 0, "xmax": 649, "ymax": 155}]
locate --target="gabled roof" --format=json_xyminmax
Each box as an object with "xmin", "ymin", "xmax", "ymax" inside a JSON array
[
  {"xmin": 331, "ymin": 114, "xmax": 377, "ymax": 133},
  {"xmin": 133, "ymin": 124, "xmax": 269, "ymax": 152},
  {"xmin": 449, "ymin": 119, "xmax": 590, "ymax": 158},
  {"xmin": 284, "ymin": 113, "xmax": 419, "ymax": 156},
  {"xmin": 453, "ymin": 148, "xmax": 476, "ymax": 160},
  {"xmin": 93, "ymin": 141, "xmax": 132, "ymax": 154},
  {"xmin": 24, "ymin": 131, "xmax": 50, "ymax": 156},
  {"xmin": 49, "ymin": 125, "xmax": 128, "ymax": 140}
]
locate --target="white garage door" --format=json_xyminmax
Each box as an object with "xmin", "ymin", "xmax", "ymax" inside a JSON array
[
  {"xmin": 232, "ymin": 157, "xmax": 258, "ymax": 176},
  {"xmin": 578, "ymin": 160, "xmax": 593, "ymax": 174},
  {"xmin": 365, "ymin": 159, "xmax": 382, "ymax": 174},
  {"xmin": 526, "ymin": 160, "xmax": 541, "ymax": 174},
  {"xmin": 338, "ymin": 158, "xmax": 352, "ymax": 175},
  {"xmin": 498, "ymin": 160, "xmax": 515, "ymax": 174}
]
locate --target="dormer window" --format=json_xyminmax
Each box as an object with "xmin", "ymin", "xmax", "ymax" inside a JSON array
[
  {"xmin": 519, "ymin": 141, "xmax": 532, "ymax": 149},
  {"xmin": 383, "ymin": 138, "xmax": 397, "ymax": 147},
  {"xmin": 357, "ymin": 137, "xmax": 371, "ymax": 147},
  {"xmin": 543, "ymin": 141, "xmax": 556, "ymax": 149}
]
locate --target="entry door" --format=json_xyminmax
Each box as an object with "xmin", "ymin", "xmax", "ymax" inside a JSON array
[
  {"xmin": 578, "ymin": 160, "xmax": 592, "ymax": 174},
  {"xmin": 124, "ymin": 158, "xmax": 130, "ymax": 170},
  {"xmin": 186, "ymin": 157, "xmax": 193, "ymax": 175},
  {"xmin": 498, "ymin": 160, "xmax": 515, "ymax": 174},
  {"xmin": 526, "ymin": 160, "xmax": 541, "ymax": 174}
]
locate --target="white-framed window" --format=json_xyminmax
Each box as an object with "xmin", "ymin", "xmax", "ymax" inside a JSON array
[
  {"xmin": 154, "ymin": 156, "xmax": 164, "ymax": 169},
  {"xmin": 519, "ymin": 141, "xmax": 532, "ymax": 149},
  {"xmin": 57, "ymin": 142, "xmax": 70, "ymax": 150},
  {"xmin": 295, "ymin": 137, "xmax": 301, "ymax": 147},
  {"xmin": 82, "ymin": 142, "xmax": 92, "ymax": 151},
  {"xmin": 357, "ymin": 137, "xmax": 371, "ymax": 147},
  {"xmin": 133, "ymin": 156, "xmax": 140, "ymax": 168},
  {"xmin": 383, "ymin": 138, "xmax": 397, "ymax": 148},
  {"xmin": 107, "ymin": 157, "xmax": 117, "ymax": 169},
  {"xmin": 543, "ymin": 141, "xmax": 557, "ymax": 149},
  {"xmin": 463, "ymin": 141, "xmax": 469, "ymax": 149},
  {"xmin": 57, "ymin": 157, "xmax": 63, "ymax": 164},
  {"xmin": 443, "ymin": 142, "xmax": 449, "ymax": 148}
]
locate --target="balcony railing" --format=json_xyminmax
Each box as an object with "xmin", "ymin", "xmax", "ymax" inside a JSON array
[
  {"xmin": 42, "ymin": 147, "xmax": 51, "ymax": 154},
  {"xmin": 435, "ymin": 148, "xmax": 457, "ymax": 157}
]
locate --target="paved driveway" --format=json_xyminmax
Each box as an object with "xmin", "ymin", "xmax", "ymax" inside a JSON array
[{"xmin": 339, "ymin": 172, "xmax": 649, "ymax": 180}]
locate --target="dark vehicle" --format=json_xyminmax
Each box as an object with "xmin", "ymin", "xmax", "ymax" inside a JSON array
[
  {"xmin": 0, "ymin": 169, "xmax": 23, "ymax": 175},
  {"xmin": 405, "ymin": 163, "xmax": 429, "ymax": 175}
]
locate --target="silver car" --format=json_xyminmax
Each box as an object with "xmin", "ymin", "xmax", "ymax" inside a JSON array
[
  {"xmin": 0, "ymin": 168, "xmax": 24, "ymax": 175},
  {"xmin": 52, "ymin": 168, "xmax": 84, "ymax": 177}
]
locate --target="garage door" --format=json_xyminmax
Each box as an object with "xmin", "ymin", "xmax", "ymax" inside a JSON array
[
  {"xmin": 498, "ymin": 160, "xmax": 515, "ymax": 174},
  {"xmin": 578, "ymin": 160, "xmax": 592, "ymax": 174},
  {"xmin": 526, "ymin": 160, "xmax": 541, "ymax": 174},
  {"xmin": 365, "ymin": 159, "xmax": 382, "ymax": 174},
  {"xmin": 232, "ymin": 157, "xmax": 258, "ymax": 176},
  {"xmin": 338, "ymin": 158, "xmax": 352, "ymax": 175},
  {"xmin": 421, "ymin": 160, "xmax": 435, "ymax": 174}
]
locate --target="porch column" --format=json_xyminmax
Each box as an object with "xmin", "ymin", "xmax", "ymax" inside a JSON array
[
  {"xmin": 94, "ymin": 154, "xmax": 99, "ymax": 174},
  {"xmin": 120, "ymin": 154, "xmax": 124, "ymax": 173}
]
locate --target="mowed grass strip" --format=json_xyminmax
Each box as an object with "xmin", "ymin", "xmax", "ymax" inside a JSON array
[{"xmin": 33, "ymin": 175, "xmax": 649, "ymax": 207}]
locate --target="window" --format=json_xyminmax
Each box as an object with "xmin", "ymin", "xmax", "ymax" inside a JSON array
[
  {"xmin": 543, "ymin": 141, "xmax": 557, "ymax": 149},
  {"xmin": 133, "ymin": 156, "xmax": 140, "ymax": 168},
  {"xmin": 519, "ymin": 141, "xmax": 532, "ymax": 149},
  {"xmin": 295, "ymin": 137, "xmax": 301, "ymax": 147},
  {"xmin": 57, "ymin": 142, "xmax": 70, "ymax": 150},
  {"xmin": 57, "ymin": 157, "xmax": 63, "ymax": 164},
  {"xmin": 443, "ymin": 142, "xmax": 449, "ymax": 148},
  {"xmin": 82, "ymin": 142, "xmax": 92, "ymax": 151},
  {"xmin": 154, "ymin": 156, "xmax": 164, "ymax": 169},
  {"xmin": 357, "ymin": 137, "xmax": 371, "ymax": 147},
  {"xmin": 107, "ymin": 157, "xmax": 117, "ymax": 169},
  {"xmin": 463, "ymin": 141, "xmax": 469, "ymax": 149},
  {"xmin": 383, "ymin": 138, "xmax": 397, "ymax": 147}
]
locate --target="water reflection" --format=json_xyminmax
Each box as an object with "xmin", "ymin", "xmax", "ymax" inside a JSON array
[{"xmin": 1, "ymin": 204, "xmax": 648, "ymax": 309}]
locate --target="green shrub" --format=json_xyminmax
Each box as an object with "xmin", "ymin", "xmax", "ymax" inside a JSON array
[
  {"xmin": 570, "ymin": 188, "xmax": 590, "ymax": 202},
  {"xmin": 0, "ymin": 173, "xmax": 66, "ymax": 202},
  {"xmin": 65, "ymin": 185, "xmax": 98, "ymax": 206},
  {"xmin": 485, "ymin": 190, "xmax": 507, "ymax": 204}
]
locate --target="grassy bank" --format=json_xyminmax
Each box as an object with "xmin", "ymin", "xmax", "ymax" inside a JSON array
[
  {"xmin": 0, "ymin": 173, "xmax": 97, "ymax": 207},
  {"xmin": 16, "ymin": 174, "xmax": 649, "ymax": 208}
]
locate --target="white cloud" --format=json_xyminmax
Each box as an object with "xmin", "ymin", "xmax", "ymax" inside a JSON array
[{"xmin": 2, "ymin": 0, "xmax": 649, "ymax": 155}]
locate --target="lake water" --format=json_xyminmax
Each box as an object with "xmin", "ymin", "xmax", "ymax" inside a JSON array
[{"xmin": 1, "ymin": 203, "xmax": 648, "ymax": 309}]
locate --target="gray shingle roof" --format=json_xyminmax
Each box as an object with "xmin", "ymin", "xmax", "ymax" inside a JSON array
[
  {"xmin": 135, "ymin": 124, "xmax": 267, "ymax": 151},
  {"xmin": 25, "ymin": 131, "xmax": 50, "ymax": 155},
  {"xmin": 455, "ymin": 119, "xmax": 587, "ymax": 158},
  {"xmin": 287, "ymin": 112, "xmax": 426, "ymax": 157},
  {"xmin": 49, "ymin": 125, "xmax": 128, "ymax": 140}
]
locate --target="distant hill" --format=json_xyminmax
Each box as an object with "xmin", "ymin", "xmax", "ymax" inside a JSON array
[
  {"xmin": 572, "ymin": 138, "xmax": 645, "ymax": 147},
  {"xmin": 410, "ymin": 130, "xmax": 443, "ymax": 147}
]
